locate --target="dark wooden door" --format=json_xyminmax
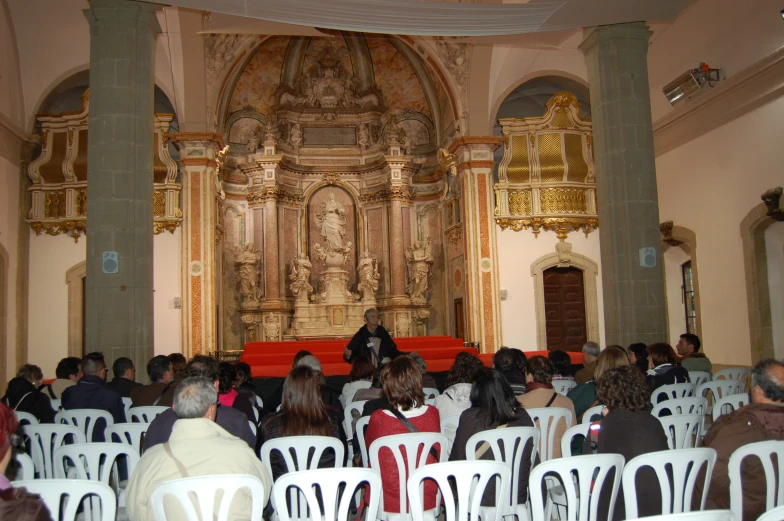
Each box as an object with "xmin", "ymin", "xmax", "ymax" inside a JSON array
[{"xmin": 543, "ymin": 267, "xmax": 587, "ymax": 351}]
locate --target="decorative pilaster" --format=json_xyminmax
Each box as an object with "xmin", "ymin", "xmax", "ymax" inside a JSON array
[
  {"xmin": 170, "ymin": 133, "xmax": 225, "ymax": 357},
  {"xmin": 385, "ymin": 153, "xmax": 414, "ymax": 303},
  {"xmin": 449, "ymin": 137, "xmax": 504, "ymax": 353}
]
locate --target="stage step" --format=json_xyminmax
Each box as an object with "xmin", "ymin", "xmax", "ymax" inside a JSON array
[{"xmin": 241, "ymin": 346, "xmax": 478, "ymax": 367}]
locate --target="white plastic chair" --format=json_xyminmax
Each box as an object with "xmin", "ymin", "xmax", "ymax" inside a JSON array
[
  {"xmin": 355, "ymin": 416, "xmax": 371, "ymax": 467},
  {"xmin": 11, "ymin": 451, "xmax": 35, "ymax": 481},
  {"xmin": 553, "ymin": 380, "xmax": 577, "ymax": 396},
  {"xmin": 249, "ymin": 420, "xmax": 257, "ymax": 436},
  {"xmin": 15, "ymin": 479, "xmax": 117, "ymax": 521},
  {"xmin": 625, "ymin": 511, "xmax": 735, "ymax": 521},
  {"xmin": 105, "ymin": 422, "xmax": 149, "ymax": 455},
  {"xmin": 122, "ymin": 397, "xmax": 132, "ymax": 414},
  {"xmin": 273, "ymin": 467, "xmax": 382, "ymax": 521},
  {"xmin": 56, "ymin": 408, "xmax": 114, "ymax": 441},
  {"xmin": 408, "ymin": 461, "xmax": 511, "ymax": 521},
  {"xmin": 561, "ymin": 424, "xmax": 590, "ymax": 458},
  {"xmin": 714, "ymin": 368, "xmax": 750, "ymax": 387},
  {"xmin": 128, "ymin": 405, "xmax": 168, "ymax": 423},
  {"xmin": 525, "ymin": 407, "xmax": 573, "ymax": 461},
  {"xmin": 151, "ymin": 474, "xmax": 266, "ymax": 521},
  {"xmin": 658, "ymin": 414, "xmax": 704, "ymax": 450},
  {"xmin": 466, "ymin": 427, "xmax": 539, "ymax": 521},
  {"xmin": 653, "ymin": 382, "xmax": 697, "ymax": 403},
  {"xmin": 15, "ymin": 411, "xmax": 39, "ymax": 425},
  {"xmin": 711, "ymin": 394, "xmax": 750, "ymax": 421},
  {"xmin": 579, "ymin": 405, "xmax": 604, "ymax": 424},
  {"xmin": 697, "ymin": 381, "xmax": 745, "ymax": 412},
  {"xmin": 728, "ymin": 440, "xmax": 784, "ymax": 521},
  {"xmin": 256, "ymin": 395, "xmax": 264, "ymax": 409},
  {"xmin": 343, "ymin": 400, "xmax": 367, "ymax": 464},
  {"xmin": 652, "ymin": 397, "xmax": 709, "ymax": 417},
  {"xmin": 369, "ymin": 432, "xmax": 448, "ymax": 521},
  {"xmin": 689, "ymin": 371, "xmax": 712, "ymax": 387},
  {"xmin": 756, "ymin": 504, "xmax": 784, "ymax": 521},
  {"xmin": 528, "ymin": 453, "xmax": 625, "ymax": 521},
  {"xmin": 622, "ymin": 447, "xmax": 717, "ymax": 518},
  {"xmin": 54, "ymin": 442, "xmax": 140, "ymax": 507},
  {"xmin": 261, "ymin": 435, "xmax": 346, "ymax": 479},
  {"xmin": 50, "ymin": 398, "xmax": 62, "ymax": 410},
  {"xmin": 22, "ymin": 423, "xmax": 86, "ymax": 478},
  {"xmin": 423, "ymin": 388, "xmax": 440, "ymax": 399}
]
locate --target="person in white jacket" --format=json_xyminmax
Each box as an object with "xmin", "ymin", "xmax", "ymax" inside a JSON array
[
  {"xmin": 433, "ymin": 352, "xmax": 485, "ymax": 455},
  {"xmin": 339, "ymin": 355, "xmax": 375, "ymax": 408}
]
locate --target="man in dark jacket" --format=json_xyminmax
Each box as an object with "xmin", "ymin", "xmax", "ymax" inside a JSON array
[
  {"xmin": 62, "ymin": 352, "xmax": 126, "ymax": 439},
  {"xmin": 696, "ymin": 359, "xmax": 784, "ymax": 521},
  {"xmin": 130, "ymin": 355, "xmax": 176, "ymax": 407},
  {"xmin": 1, "ymin": 365, "xmax": 56, "ymax": 423},
  {"xmin": 343, "ymin": 308, "xmax": 400, "ymax": 366},
  {"xmin": 107, "ymin": 357, "xmax": 142, "ymax": 398}
]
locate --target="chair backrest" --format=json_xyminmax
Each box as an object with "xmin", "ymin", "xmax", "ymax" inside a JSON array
[
  {"xmin": 624, "ymin": 511, "xmax": 735, "ymax": 521},
  {"xmin": 11, "ymin": 451, "xmax": 35, "ymax": 481},
  {"xmin": 121, "ymin": 397, "xmax": 132, "ymax": 414},
  {"xmin": 580, "ymin": 405, "xmax": 604, "ymax": 425},
  {"xmin": 697, "ymin": 381, "xmax": 745, "ymax": 405},
  {"xmin": 528, "ymin": 453, "xmax": 625, "ymax": 521},
  {"xmin": 423, "ymin": 388, "xmax": 440, "ymax": 399},
  {"xmin": 273, "ymin": 467, "xmax": 381, "ymax": 521},
  {"xmin": 151, "ymin": 474, "xmax": 266, "ymax": 521},
  {"xmin": 652, "ymin": 397, "xmax": 709, "ymax": 417},
  {"xmin": 711, "ymin": 394, "xmax": 750, "ymax": 422},
  {"xmin": 342, "ymin": 400, "xmax": 367, "ymax": 445},
  {"xmin": 525, "ymin": 407, "xmax": 574, "ymax": 461},
  {"xmin": 355, "ymin": 416, "xmax": 371, "ymax": 467},
  {"xmin": 408, "ymin": 461, "xmax": 511, "ymax": 521},
  {"xmin": 105, "ymin": 422, "xmax": 149, "ymax": 455},
  {"xmin": 714, "ymin": 368, "xmax": 750, "ymax": 387},
  {"xmin": 756, "ymin": 504, "xmax": 784, "ymax": 521},
  {"xmin": 249, "ymin": 420, "xmax": 257, "ymax": 436},
  {"xmin": 15, "ymin": 411, "xmax": 39, "ymax": 426},
  {"xmin": 369, "ymin": 432, "xmax": 448, "ymax": 515},
  {"xmin": 15, "ymin": 479, "xmax": 117, "ymax": 521},
  {"xmin": 128, "ymin": 405, "xmax": 169, "ymax": 423},
  {"xmin": 466, "ymin": 426, "xmax": 539, "ymax": 513},
  {"xmin": 621, "ymin": 447, "xmax": 717, "ymax": 518},
  {"xmin": 22, "ymin": 423, "xmax": 86, "ymax": 478},
  {"xmin": 255, "ymin": 395, "xmax": 264, "ymax": 409},
  {"xmin": 561, "ymin": 424, "xmax": 590, "ymax": 458},
  {"xmin": 54, "ymin": 442, "xmax": 141, "ymax": 494},
  {"xmin": 260, "ymin": 435, "xmax": 345, "ymax": 480},
  {"xmin": 728, "ymin": 440, "xmax": 784, "ymax": 521},
  {"xmin": 653, "ymin": 383, "xmax": 697, "ymax": 403},
  {"xmin": 55, "ymin": 408, "xmax": 114, "ymax": 441},
  {"xmin": 553, "ymin": 380, "xmax": 577, "ymax": 396},
  {"xmin": 50, "ymin": 398, "xmax": 61, "ymax": 411},
  {"xmin": 688, "ymin": 371, "xmax": 712, "ymax": 387},
  {"xmin": 658, "ymin": 414, "xmax": 704, "ymax": 450}
]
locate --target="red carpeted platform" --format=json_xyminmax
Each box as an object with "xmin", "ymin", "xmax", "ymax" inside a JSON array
[{"xmin": 241, "ymin": 336, "xmax": 584, "ymax": 377}]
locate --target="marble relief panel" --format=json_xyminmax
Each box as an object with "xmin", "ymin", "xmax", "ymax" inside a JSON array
[
  {"xmin": 253, "ymin": 208, "xmax": 265, "ymax": 297},
  {"xmin": 282, "ymin": 208, "xmax": 300, "ymax": 298},
  {"xmin": 402, "ymin": 206, "xmax": 412, "ymax": 289},
  {"xmin": 307, "ymin": 186, "xmax": 358, "ymax": 291},
  {"xmin": 422, "ymin": 205, "xmax": 446, "ymax": 335},
  {"xmin": 366, "ymin": 207, "xmax": 385, "ymax": 296},
  {"xmin": 366, "ymin": 36, "xmax": 430, "ymax": 117},
  {"xmin": 228, "ymin": 36, "xmax": 291, "ymax": 117},
  {"xmin": 222, "ymin": 205, "xmax": 245, "ymax": 350},
  {"xmin": 303, "ymin": 37, "xmax": 354, "ymax": 77}
]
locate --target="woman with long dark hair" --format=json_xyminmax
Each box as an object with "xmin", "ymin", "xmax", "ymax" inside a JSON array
[
  {"xmin": 627, "ymin": 343, "xmax": 649, "ymax": 374},
  {"xmin": 646, "ymin": 343, "xmax": 690, "ymax": 395}
]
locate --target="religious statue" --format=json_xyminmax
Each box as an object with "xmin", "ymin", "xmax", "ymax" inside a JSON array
[
  {"xmin": 234, "ymin": 244, "xmax": 261, "ymax": 308},
  {"xmin": 405, "ymin": 237, "xmax": 434, "ymax": 305},
  {"xmin": 438, "ymin": 148, "xmax": 459, "ymax": 177},
  {"xmin": 289, "ymin": 253, "xmax": 313, "ymax": 301},
  {"xmin": 357, "ymin": 251, "xmax": 380, "ymax": 301},
  {"xmin": 289, "ymin": 123, "xmax": 303, "ymax": 148},
  {"xmin": 262, "ymin": 119, "xmax": 278, "ymax": 147},
  {"xmin": 358, "ymin": 124, "xmax": 370, "ymax": 150},
  {"xmin": 314, "ymin": 192, "xmax": 352, "ymax": 266},
  {"xmin": 264, "ymin": 316, "xmax": 281, "ymax": 341}
]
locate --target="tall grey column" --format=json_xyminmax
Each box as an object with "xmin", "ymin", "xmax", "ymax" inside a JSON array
[
  {"xmin": 579, "ymin": 23, "xmax": 667, "ymax": 347},
  {"xmin": 84, "ymin": 0, "xmax": 160, "ymax": 378}
]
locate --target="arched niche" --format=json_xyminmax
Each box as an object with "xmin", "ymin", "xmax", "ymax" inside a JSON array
[
  {"xmin": 306, "ymin": 185, "xmax": 360, "ymax": 289},
  {"xmin": 662, "ymin": 225, "xmax": 703, "ymax": 342},
  {"xmin": 65, "ymin": 260, "xmax": 87, "ymax": 358},
  {"xmin": 530, "ymin": 245, "xmax": 600, "ymax": 351}
]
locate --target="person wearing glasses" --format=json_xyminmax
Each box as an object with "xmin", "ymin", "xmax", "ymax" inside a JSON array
[{"xmin": 0, "ymin": 364, "xmax": 56, "ymax": 424}]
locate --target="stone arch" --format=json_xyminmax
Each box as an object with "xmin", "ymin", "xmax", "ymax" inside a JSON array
[
  {"xmin": 741, "ymin": 202, "xmax": 779, "ymax": 363},
  {"xmin": 66, "ymin": 260, "xmax": 87, "ymax": 358},
  {"xmin": 0, "ymin": 241, "xmax": 8, "ymax": 384},
  {"xmin": 662, "ymin": 225, "xmax": 703, "ymax": 342},
  {"xmin": 530, "ymin": 246, "xmax": 600, "ymax": 351}
]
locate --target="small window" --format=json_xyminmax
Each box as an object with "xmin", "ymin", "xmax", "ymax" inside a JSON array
[{"xmin": 682, "ymin": 261, "xmax": 697, "ymax": 335}]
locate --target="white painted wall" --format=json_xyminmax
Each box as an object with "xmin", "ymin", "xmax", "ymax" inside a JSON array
[
  {"xmin": 497, "ymin": 229, "xmax": 604, "ymax": 351},
  {"xmin": 766, "ymin": 222, "xmax": 784, "ymax": 360},
  {"xmin": 663, "ymin": 246, "xmax": 690, "ymax": 346},
  {"xmin": 153, "ymin": 229, "xmax": 182, "ymax": 355},
  {"xmin": 0, "ymin": 155, "xmax": 19, "ymax": 380}
]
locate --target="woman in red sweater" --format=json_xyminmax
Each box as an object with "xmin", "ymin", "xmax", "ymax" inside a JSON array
[{"xmin": 365, "ymin": 357, "xmax": 441, "ymax": 514}]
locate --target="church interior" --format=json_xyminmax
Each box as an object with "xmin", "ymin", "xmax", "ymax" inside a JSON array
[{"xmin": 1, "ymin": 0, "xmax": 783, "ymax": 383}]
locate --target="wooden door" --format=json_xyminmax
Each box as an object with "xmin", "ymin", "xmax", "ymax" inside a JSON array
[
  {"xmin": 453, "ymin": 298, "xmax": 465, "ymax": 340},
  {"xmin": 543, "ymin": 267, "xmax": 587, "ymax": 351}
]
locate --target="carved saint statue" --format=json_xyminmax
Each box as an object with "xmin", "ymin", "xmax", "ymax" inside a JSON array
[
  {"xmin": 405, "ymin": 237, "xmax": 434, "ymax": 305},
  {"xmin": 357, "ymin": 251, "xmax": 380, "ymax": 301},
  {"xmin": 234, "ymin": 244, "xmax": 261, "ymax": 308},
  {"xmin": 289, "ymin": 253, "xmax": 313, "ymax": 301},
  {"xmin": 290, "ymin": 123, "xmax": 303, "ymax": 148},
  {"xmin": 316, "ymin": 193, "xmax": 348, "ymax": 253},
  {"xmin": 358, "ymin": 124, "xmax": 370, "ymax": 151}
]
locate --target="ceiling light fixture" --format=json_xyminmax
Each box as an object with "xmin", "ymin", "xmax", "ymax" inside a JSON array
[{"xmin": 663, "ymin": 63, "xmax": 722, "ymax": 106}]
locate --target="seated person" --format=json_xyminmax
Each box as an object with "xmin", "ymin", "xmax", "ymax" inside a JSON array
[
  {"xmin": 676, "ymin": 333, "xmax": 712, "ymax": 374},
  {"xmin": 62, "ymin": 352, "xmax": 126, "ymax": 437},
  {"xmin": 433, "ymin": 352, "xmax": 484, "ymax": 452},
  {"xmin": 126, "ymin": 376, "xmax": 271, "ymax": 521},
  {"xmin": 107, "ymin": 357, "xmax": 142, "ymax": 398},
  {"xmin": 218, "ymin": 362, "xmax": 256, "ymax": 424},
  {"xmin": 549, "ymin": 350, "xmax": 574, "ymax": 381},
  {"xmin": 340, "ymin": 356, "xmax": 374, "ymax": 408},
  {"xmin": 168, "ymin": 352, "xmax": 187, "ymax": 381},
  {"xmin": 627, "ymin": 343, "xmax": 649, "ymax": 374},
  {"xmin": 45, "ymin": 357, "xmax": 81, "ymax": 400},
  {"xmin": 568, "ymin": 345, "xmax": 629, "ymax": 421},
  {"xmin": 130, "ymin": 355, "xmax": 176, "ymax": 407},
  {"xmin": 575, "ymin": 342, "xmax": 600, "ymax": 384},
  {"xmin": 408, "ymin": 352, "xmax": 437, "ymax": 389},
  {"xmin": 1, "ymin": 364, "xmax": 56, "ymax": 423},
  {"xmin": 646, "ymin": 343, "xmax": 690, "ymax": 395},
  {"xmin": 343, "ymin": 308, "xmax": 400, "ymax": 366},
  {"xmin": 493, "ymin": 347, "xmax": 527, "ymax": 396}
]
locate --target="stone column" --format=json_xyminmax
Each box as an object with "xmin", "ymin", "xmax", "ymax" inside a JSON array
[
  {"xmin": 388, "ymin": 196, "xmax": 406, "ymax": 297},
  {"xmin": 580, "ymin": 23, "xmax": 668, "ymax": 346},
  {"xmin": 169, "ymin": 133, "xmax": 225, "ymax": 357},
  {"xmin": 83, "ymin": 0, "xmax": 160, "ymax": 375},
  {"xmin": 263, "ymin": 190, "xmax": 280, "ymax": 300},
  {"xmin": 449, "ymin": 137, "xmax": 503, "ymax": 353}
]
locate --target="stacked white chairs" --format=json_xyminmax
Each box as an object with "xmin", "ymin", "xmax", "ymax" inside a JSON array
[
  {"xmin": 15, "ymin": 479, "xmax": 117, "ymax": 521},
  {"xmin": 55, "ymin": 408, "xmax": 114, "ymax": 441},
  {"xmin": 343, "ymin": 400, "xmax": 367, "ymax": 465},
  {"xmin": 12, "ymin": 451, "xmax": 35, "ymax": 480},
  {"xmin": 423, "ymin": 388, "xmax": 440, "ymax": 400},
  {"xmin": 151, "ymin": 474, "xmax": 266, "ymax": 521},
  {"xmin": 121, "ymin": 397, "xmax": 132, "ymax": 414},
  {"xmin": 698, "ymin": 381, "xmax": 745, "ymax": 412},
  {"xmin": 23, "ymin": 423, "xmax": 86, "ymax": 478},
  {"xmin": 273, "ymin": 467, "xmax": 382, "ymax": 521},
  {"xmin": 553, "ymin": 380, "xmax": 577, "ymax": 396},
  {"xmin": 728, "ymin": 440, "xmax": 784, "ymax": 521},
  {"xmin": 626, "ymin": 511, "xmax": 735, "ymax": 521},
  {"xmin": 15, "ymin": 411, "xmax": 39, "ymax": 426},
  {"xmin": 466, "ymin": 427, "xmax": 539, "ymax": 521},
  {"xmin": 689, "ymin": 371, "xmax": 713, "ymax": 388},
  {"xmin": 128, "ymin": 405, "xmax": 168, "ymax": 423},
  {"xmin": 580, "ymin": 405, "xmax": 604, "ymax": 425},
  {"xmin": 653, "ymin": 383, "xmax": 697, "ymax": 404},
  {"xmin": 525, "ymin": 407, "xmax": 573, "ymax": 461},
  {"xmin": 621, "ymin": 448, "xmax": 717, "ymax": 518},
  {"xmin": 369, "ymin": 432, "xmax": 448, "ymax": 521},
  {"xmin": 355, "ymin": 416, "xmax": 371, "ymax": 468},
  {"xmin": 711, "ymin": 394, "xmax": 750, "ymax": 421},
  {"xmin": 528, "ymin": 453, "xmax": 625, "ymax": 521},
  {"xmin": 756, "ymin": 504, "xmax": 784, "ymax": 521},
  {"xmin": 658, "ymin": 414, "xmax": 704, "ymax": 449},
  {"xmin": 652, "ymin": 397, "xmax": 709, "ymax": 417},
  {"xmin": 50, "ymin": 398, "xmax": 61, "ymax": 410},
  {"xmin": 408, "ymin": 461, "xmax": 511, "ymax": 521},
  {"xmin": 561, "ymin": 424, "xmax": 590, "ymax": 458},
  {"xmin": 105, "ymin": 422, "xmax": 150, "ymax": 455},
  {"xmin": 714, "ymin": 368, "xmax": 750, "ymax": 389},
  {"xmin": 54, "ymin": 442, "xmax": 140, "ymax": 507}
]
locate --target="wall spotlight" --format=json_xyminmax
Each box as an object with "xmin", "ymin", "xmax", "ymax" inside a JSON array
[{"xmin": 663, "ymin": 63, "xmax": 722, "ymax": 106}]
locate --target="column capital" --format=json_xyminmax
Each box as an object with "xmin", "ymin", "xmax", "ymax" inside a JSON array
[
  {"xmin": 579, "ymin": 22, "xmax": 652, "ymax": 54},
  {"xmin": 169, "ymin": 132, "xmax": 226, "ymax": 153},
  {"xmin": 448, "ymin": 136, "xmax": 503, "ymax": 155},
  {"xmin": 84, "ymin": 0, "xmax": 161, "ymax": 31}
]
